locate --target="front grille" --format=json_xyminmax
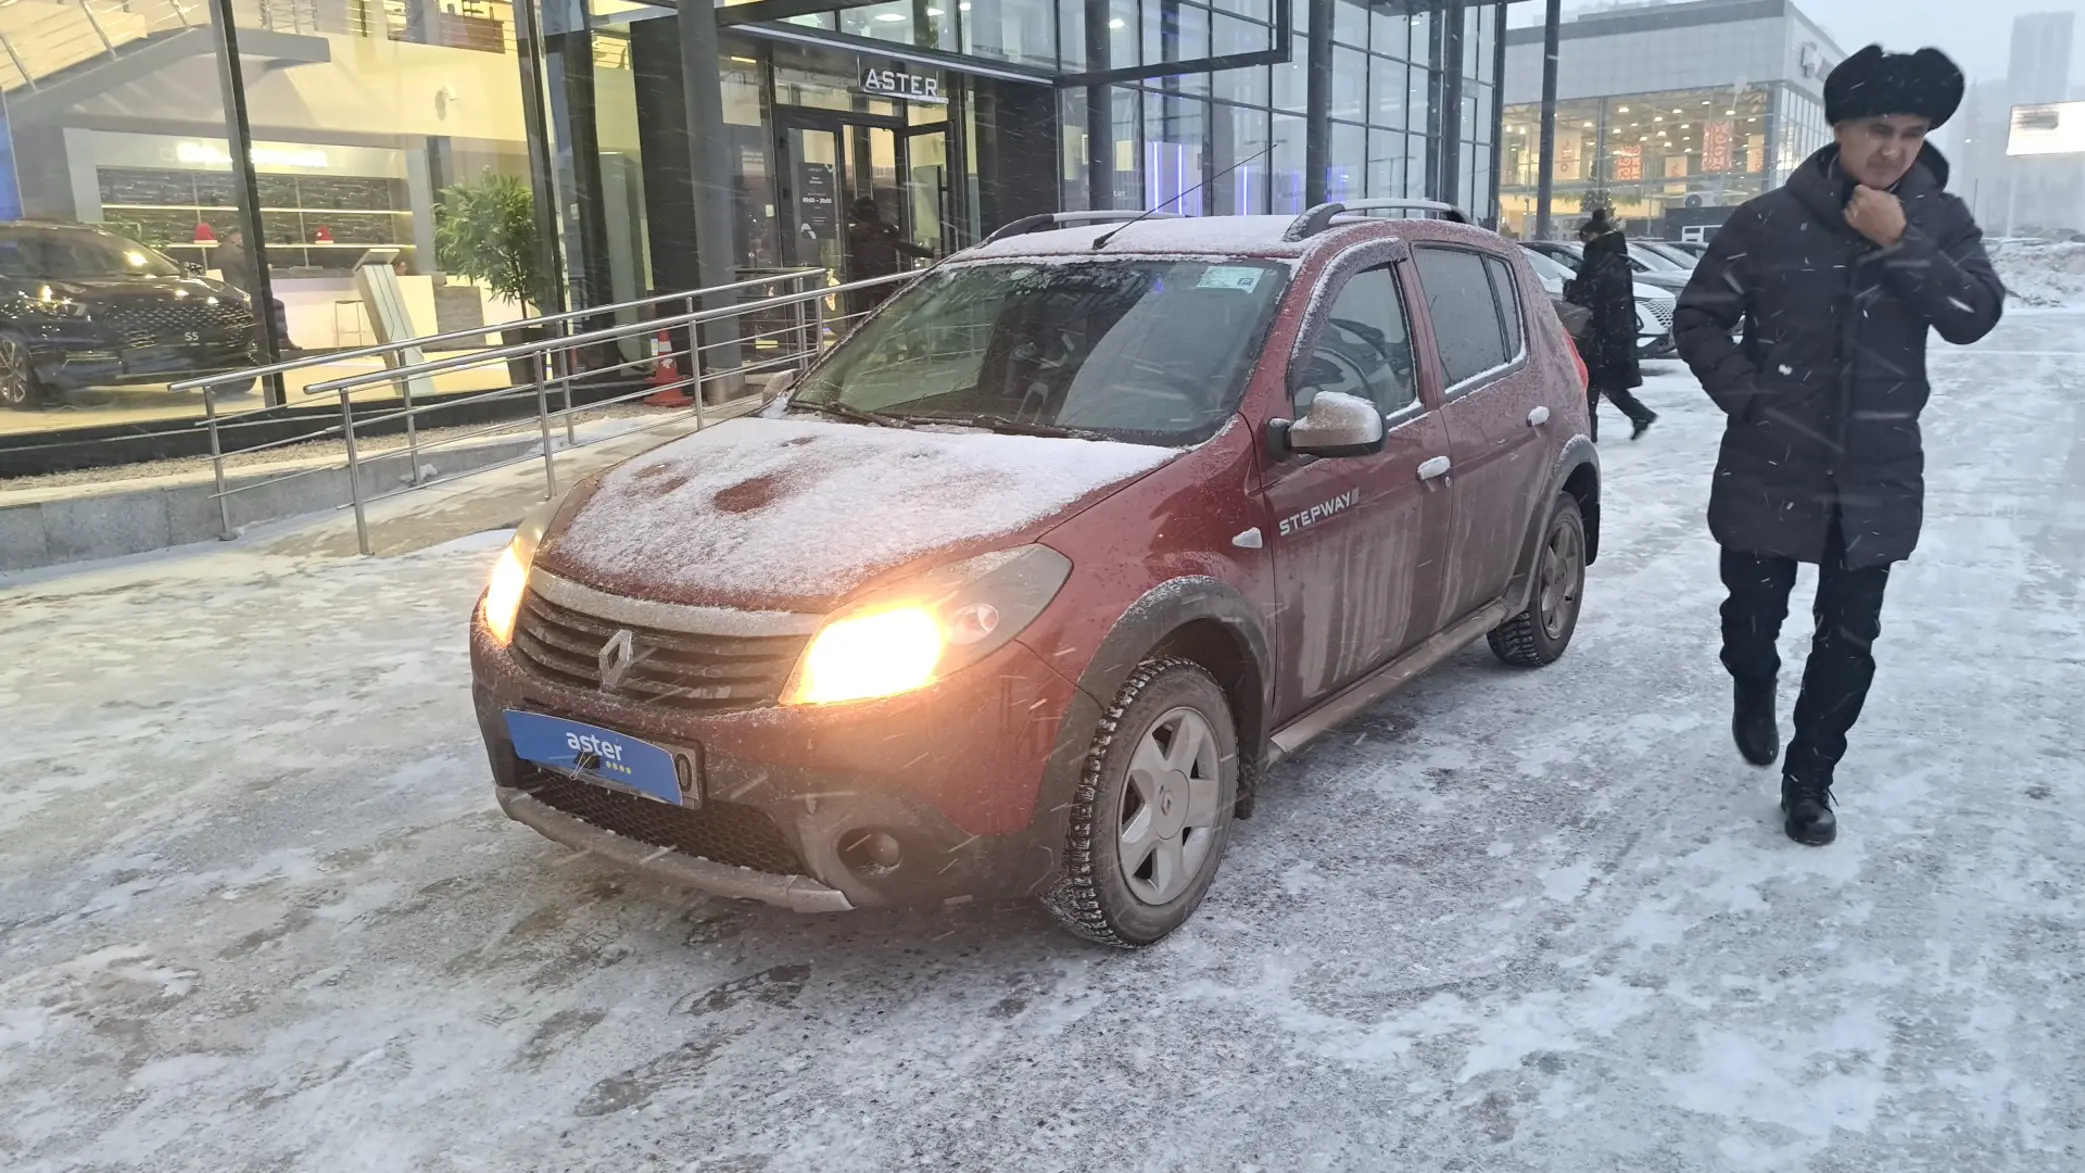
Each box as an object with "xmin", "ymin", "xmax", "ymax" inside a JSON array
[
  {"xmin": 511, "ymin": 591, "xmax": 807, "ymax": 711},
  {"xmin": 100, "ymin": 300, "xmax": 255, "ymax": 348},
  {"xmin": 523, "ymin": 773, "xmax": 805, "ymax": 875},
  {"xmin": 1644, "ymin": 297, "xmax": 1676, "ymax": 330}
]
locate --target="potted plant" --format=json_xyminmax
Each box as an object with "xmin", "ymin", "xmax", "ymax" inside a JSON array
[{"xmin": 434, "ymin": 170, "xmax": 554, "ymax": 386}]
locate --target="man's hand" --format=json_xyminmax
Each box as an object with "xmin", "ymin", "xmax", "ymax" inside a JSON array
[{"xmin": 1846, "ymin": 185, "xmax": 1908, "ymax": 247}]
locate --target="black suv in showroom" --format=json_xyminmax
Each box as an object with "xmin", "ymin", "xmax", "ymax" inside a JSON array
[{"xmin": 0, "ymin": 222, "xmax": 260, "ymax": 410}]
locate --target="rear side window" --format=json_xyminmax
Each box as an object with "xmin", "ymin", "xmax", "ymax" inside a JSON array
[
  {"xmin": 1482, "ymin": 255, "xmax": 1525, "ymax": 361},
  {"xmin": 1413, "ymin": 247, "xmax": 1508, "ymax": 388},
  {"xmin": 1293, "ymin": 265, "xmax": 1418, "ymax": 418}
]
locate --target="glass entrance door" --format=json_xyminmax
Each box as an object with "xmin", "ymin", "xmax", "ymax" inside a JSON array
[{"xmin": 783, "ymin": 114, "xmax": 936, "ymax": 288}]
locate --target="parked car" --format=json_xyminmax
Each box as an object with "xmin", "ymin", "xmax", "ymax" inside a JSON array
[
  {"xmin": 1663, "ymin": 240, "xmax": 1712, "ymax": 260},
  {"xmin": 469, "ymin": 206, "xmax": 1600, "ymax": 947},
  {"xmin": 0, "ymin": 222, "xmax": 260, "ymax": 409},
  {"xmin": 1519, "ymin": 244, "xmax": 1676, "ymax": 358},
  {"xmin": 1523, "ymin": 239, "xmax": 1691, "ymax": 295}
]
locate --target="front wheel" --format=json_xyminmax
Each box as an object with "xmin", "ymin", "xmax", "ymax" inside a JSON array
[
  {"xmin": 0, "ymin": 335, "xmax": 41, "ymax": 410},
  {"xmin": 1488, "ymin": 493, "xmax": 1587, "ymax": 667},
  {"xmin": 1041, "ymin": 658, "xmax": 1239, "ymax": 948}
]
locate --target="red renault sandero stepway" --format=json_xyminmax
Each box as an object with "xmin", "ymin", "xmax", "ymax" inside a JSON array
[{"xmin": 469, "ymin": 203, "xmax": 1600, "ymax": 947}]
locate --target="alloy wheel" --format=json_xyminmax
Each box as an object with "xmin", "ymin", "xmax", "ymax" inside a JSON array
[
  {"xmin": 1116, "ymin": 706, "xmax": 1223, "ymax": 906},
  {"xmin": 1537, "ymin": 517, "xmax": 1585, "ymax": 641},
  {"xmin": 0, "ymin": 339, "xmax": 30, "ymax": 407}
]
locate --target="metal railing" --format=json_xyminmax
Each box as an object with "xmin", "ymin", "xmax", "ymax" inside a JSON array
[{"xmin": 179, "ymin": 266, "xmax": 921, "ymax": 555}]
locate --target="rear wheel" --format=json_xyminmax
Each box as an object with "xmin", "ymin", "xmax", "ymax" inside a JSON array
[
  {"xmin": 0, "ymin": 335, "xmax": 40, "ymax": 410},
  {"xmin": 1488, "ymin": 493, "xmax": 1587, "ymax": 667},
  {"xmin": 1042, "ymin": 658, "xmax": 1239, "ymax": 948}
]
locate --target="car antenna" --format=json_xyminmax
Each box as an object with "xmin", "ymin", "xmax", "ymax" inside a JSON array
[{"xmin": 1091, "ymin": 142, "xmax": 1278, "ymax": 250}]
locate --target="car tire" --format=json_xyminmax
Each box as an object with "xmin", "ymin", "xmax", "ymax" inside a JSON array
[
  {"xmin": 1488, "ymin": 492, "xmax": 1588, "ymax": 667},
  {"xmin": 0, "ymin": 335, "xmax": 41, "ymax": 410},
  {"xmin": 1041, "ymin": 657, "xmax": 1239, "ymax": 949},
  {"xmin": 216, "ymin": 378, "xmax": 259, "ymax": 397}
]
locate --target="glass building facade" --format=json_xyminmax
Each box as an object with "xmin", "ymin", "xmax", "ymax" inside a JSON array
[
  {"xmin": 1494, "ymin": 0, "xmax": 1841, "ymax": 240},
  {"xmin": 0, "ymin": 0, "xmax": 1502, "ymax": 458}
]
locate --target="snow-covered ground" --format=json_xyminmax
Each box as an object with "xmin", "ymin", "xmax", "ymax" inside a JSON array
[
  {"xmin": 1991, "ymin": 241, "xmax": 2085, "ymax": 309},
  {"xmin": 4, "ymin": 314, "xmax": 2083, "ymax": 1172}
]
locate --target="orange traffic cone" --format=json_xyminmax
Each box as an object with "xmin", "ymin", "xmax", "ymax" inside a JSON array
[{"xmin": 644, "ymin": 329, "xmax": 692, "ymax": 407}]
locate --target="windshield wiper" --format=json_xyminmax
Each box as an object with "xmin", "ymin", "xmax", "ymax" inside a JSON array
[
  {"xmin": 956, "ymin": 413, "xmax": 1100, "ymax": 440},
  {"xmin": 791, "ymin": 398, "xmax": 913, "ymax": 428}
]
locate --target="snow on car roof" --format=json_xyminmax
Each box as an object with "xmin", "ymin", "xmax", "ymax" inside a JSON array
[{"xmin": 959, "ymin": 215, "xmax": 1363, "ymax": 260}]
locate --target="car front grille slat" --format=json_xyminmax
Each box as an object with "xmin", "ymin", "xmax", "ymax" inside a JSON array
[
  {"xmin": 1646, "ymin": 298, "xmax": 1675, "ymax": 329},
  {"xmin": 522, "ymin": 773, "xmax": 805, "ymax": 875},
  {"xmin": 100, "ymin": 300, "xmax": 254, "ymax": 348},
  {"xmin": 510, "ymin": 591, "xmax": 808, "ymax": 711}
]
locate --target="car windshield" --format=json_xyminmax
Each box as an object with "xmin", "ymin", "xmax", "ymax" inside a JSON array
[
  {"xmin": 1639, "ymin": 241, "xmax": 1699, "ymax": 269},
  {"xmin": 1626, "ymin": 243, "xmax": 1684, "ymax": 272},
  {"xmin": 792, "ymin": 259, "xmax": 1288, "ymax": 447},
  {"xmin": 0, "ymin": 228, "xmax": 183, "ymax": 279},
  {"xmin": 1521, "ymin": 247, "xmax": 1577, "ymax": 286}
]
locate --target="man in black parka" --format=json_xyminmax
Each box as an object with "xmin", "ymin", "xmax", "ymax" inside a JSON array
[{"xmin": 1673, "ymin": 45, "xmax": 2005, "ymax": 847}]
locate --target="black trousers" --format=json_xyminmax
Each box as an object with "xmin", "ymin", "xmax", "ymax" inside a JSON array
[
  {"xmin": 1587, "ymin": 383, "xmax": 1654, "ymax": 441},
  {"xmin": 1720, "ymin": 522, "xmax": 1892, "ymax": 784}
]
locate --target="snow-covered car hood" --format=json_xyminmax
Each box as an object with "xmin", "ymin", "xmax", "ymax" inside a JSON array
[{"xmin": 534, "ymin": 416, "xmax": 1178, "ymax": 613}]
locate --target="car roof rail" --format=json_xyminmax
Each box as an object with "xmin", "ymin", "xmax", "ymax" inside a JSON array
[
  {"xmin": 1282, "ymin": 199, "xmax": 1469, "ymax": 241},
  {"xmin": 981, "ymin": 210, "xmax": 1186, "ymax": 245}
]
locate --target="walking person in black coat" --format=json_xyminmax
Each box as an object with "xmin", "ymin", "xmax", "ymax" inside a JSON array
[
  {"xmin": 1568, "ymin": 209, "xmax": 1657, "ymax": 441},
  {"xmin": 1673, "ymin": 45, "xmax": 2004, "ymax": 846}
]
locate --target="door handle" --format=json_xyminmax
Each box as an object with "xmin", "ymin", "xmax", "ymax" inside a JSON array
[
  {"xmin": 1528, "ymin": 405, "xmax": 1551, "ymax": 426},
  {"xmin": 1418, "ymin": 455, "xmax": 1452, "ymax": 481}
]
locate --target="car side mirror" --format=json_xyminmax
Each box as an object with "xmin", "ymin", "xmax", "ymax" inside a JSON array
[
  {"xmin": 1270, "ymin": 390, "xmax": 1386, "ymax": 459},
  {"xmin": 764, "ymin": 368, "xmax": 797, "ymax": 402},
  {"xmin": 185, "ymin": 262, "xmax": 204, "ymax": 275}
]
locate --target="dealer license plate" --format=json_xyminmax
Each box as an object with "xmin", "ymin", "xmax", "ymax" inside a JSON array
[{"xmin": 504, "ymin": 710, "xmax": 692, "ymax": 807}]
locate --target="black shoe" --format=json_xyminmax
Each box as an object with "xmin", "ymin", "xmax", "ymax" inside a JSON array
[
  {"xmin": 1631, "ymin": 413, "xmax": 1657, "ymax": 441},
  {"xmin": 1780, "ymin": 776, "xmax": 1837, "ymax": 846},
  {"xmin": 1732, "ymin": 679, "xmax": 1780, "ymax": 767}
]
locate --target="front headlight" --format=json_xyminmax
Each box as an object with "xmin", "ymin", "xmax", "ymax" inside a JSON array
[
  {"xmin": 782, "ymin": 545, "xmax": 1073, "ymax": 705},
  {"xmin": 482, "ymin": 500, "xmax": 558, "ymax": 645}
]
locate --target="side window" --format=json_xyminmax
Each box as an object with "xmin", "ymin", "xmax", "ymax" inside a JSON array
[
  {"xmin": 1413, "ymin": 247, "xmax": 1508, "ymax": 389},
  {"xmin": 1293, "ymin": 265, "xmax": 1418, "ymax": 418},
  {"xmin": 1482, "ymin": 255, "xmax": 1525, "ymax": 361}
]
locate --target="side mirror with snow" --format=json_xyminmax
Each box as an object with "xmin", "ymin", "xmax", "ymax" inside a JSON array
[
  {"xmin": 1269, "ymin": 390, "xmax": 1387, "ymax": 459},
  {"xmin": 764, "ymin": 368, "xmax": 797, "ymax": 402}
]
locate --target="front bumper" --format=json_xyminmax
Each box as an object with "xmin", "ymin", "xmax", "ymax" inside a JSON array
[
  {"xmin": 470, "ymin": 616, "xmax": 1100, "ymax": 912},
  {"xmin": 21, "ymin": 321, "xmax": 255, "ymax": 390},
  {"xmin": 1636, "ymin": 332, "xmax": 1677, "ymax": 358},
  {"xmin": 495, "ymin": 786, "xmax": 854, "ymax": 912}
]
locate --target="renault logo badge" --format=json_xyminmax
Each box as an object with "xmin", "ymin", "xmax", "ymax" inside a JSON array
[{"xmin": 598, "ymin": 629, "xmax": 636, "ymax": 692}]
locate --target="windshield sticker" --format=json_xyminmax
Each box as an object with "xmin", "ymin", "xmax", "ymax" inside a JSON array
[{"xmin": 1197, "ymin": 266, "xmax": 1265, "ymax": 293}]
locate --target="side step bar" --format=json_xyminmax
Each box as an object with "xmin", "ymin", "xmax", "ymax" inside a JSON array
[{"xmin": 1266, "ymin": 601, "xmax": 1509, "ymax": 761}]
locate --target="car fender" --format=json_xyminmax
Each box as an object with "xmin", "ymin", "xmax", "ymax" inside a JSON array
[
  {"xmin": 1501, "ymin": 436, "xmax": 1600, "ymax": 619},
  {"xmin": 1056, "ymin": 576, "xmax": 1276, "ymax": 764}
]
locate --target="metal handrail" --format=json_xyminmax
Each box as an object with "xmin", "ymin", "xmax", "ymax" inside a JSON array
[
  {"xmin": 171, "ymin": 266, "xmax": 823, "ymax": 396},
  {"xmin": 197, "ymin": 265, "xmax": 917, "ymax": 553},
  {"xmin": 305, "ymin": 273, "xmax": 892, "ymax": 399}
]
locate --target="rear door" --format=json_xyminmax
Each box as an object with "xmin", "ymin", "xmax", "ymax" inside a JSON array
[
  {"xmin": 1262, "ymin": 261, "xmax": 1453, "ymax": 719},
  {"xmin": 1411, "ymin": 245, "xmax": 1551, "ymax": 624}
]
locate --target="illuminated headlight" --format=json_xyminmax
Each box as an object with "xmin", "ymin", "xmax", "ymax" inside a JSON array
[
  {"xmin": 481, "ymin": 500, "xmax": 559, "ymax": 645},
  {"xmin": 25, "ymin": 287, "xmax": 88, "ymax": 319},
  {"xmin": 782, "ymin": 545, "xmax": 1073, "ymax": 705}
]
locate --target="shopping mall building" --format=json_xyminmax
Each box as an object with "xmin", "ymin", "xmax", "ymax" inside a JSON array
[
  {"xmin": 0, "ymin": 0, "xmax": 1511, "ymax": 459},
  {"xmin": 1498, "ymin": 0, "xmax": 1843, "ymax": 241}
]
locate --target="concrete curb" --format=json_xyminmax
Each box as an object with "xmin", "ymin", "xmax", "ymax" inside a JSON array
[
  {"xmin": 0, "ymin": 393, "xmax": 774, "ymax": 573},
  {"xmin": 0, "ymin": 436, "xmax": 547, "ymax": 573}
]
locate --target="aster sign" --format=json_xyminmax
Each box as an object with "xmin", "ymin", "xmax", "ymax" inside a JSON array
[{"xmin": 859, "ymin": 65, "xmax": 947, "ymax": 104}]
